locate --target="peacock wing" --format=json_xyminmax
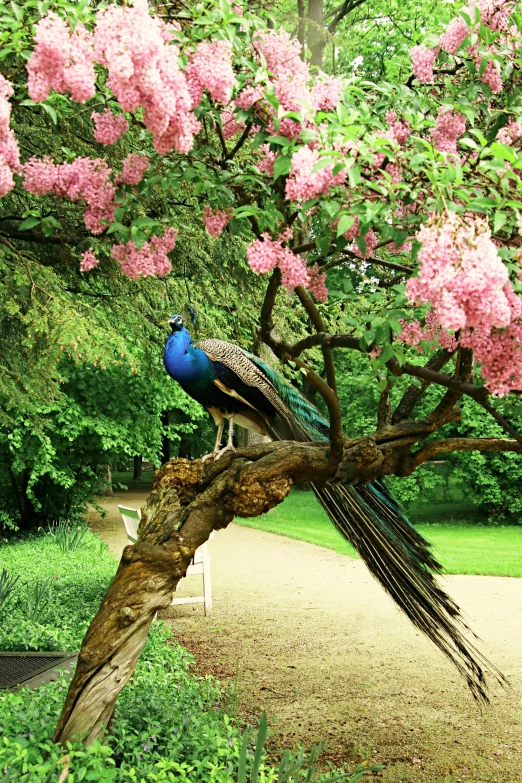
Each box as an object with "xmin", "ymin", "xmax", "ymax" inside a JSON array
[{"xmin": 195, "ymin": 338, "xmax": 306, "ymax": 440}]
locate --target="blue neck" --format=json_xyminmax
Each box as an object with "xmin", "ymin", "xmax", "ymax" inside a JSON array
[{"xmin": 163, "ymin": 326, "xmax": 214, "ymax": 387}]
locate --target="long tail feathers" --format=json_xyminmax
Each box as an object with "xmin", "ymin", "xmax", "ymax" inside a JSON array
[
  {"xmin": 251, "ymin": 356, "xmax": 504, "ymax": 700},
  {"xmin": 312, "ymin": 480, "xmax": 505, "ymax": 703}
]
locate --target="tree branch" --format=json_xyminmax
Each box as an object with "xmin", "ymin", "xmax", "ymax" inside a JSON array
[
  {"xmin": 408, "ymin": 437, "xmax": 522, "ymax": 471},
  {"xmin": 392, "ymin": 349, "xmax": 457, "ymax": 424}
]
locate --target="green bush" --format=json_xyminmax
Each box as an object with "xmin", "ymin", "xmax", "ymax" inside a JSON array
[
  {"xmin": 0, "ymin": 526, "xmax": 116, "ymax": 652},
  {"xmin": 0, "ymin": 528, "xmax": 379, "ymax": 782}
]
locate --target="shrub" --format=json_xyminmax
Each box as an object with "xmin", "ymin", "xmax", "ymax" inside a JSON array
[{"xmin": 0, "ymin": 528, "xmax": 380, "ymax": 782}]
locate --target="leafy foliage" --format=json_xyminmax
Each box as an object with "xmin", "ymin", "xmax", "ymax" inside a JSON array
[{"xmin": 0, "ymin": 528, "xmax": 380, "ymax": 782}]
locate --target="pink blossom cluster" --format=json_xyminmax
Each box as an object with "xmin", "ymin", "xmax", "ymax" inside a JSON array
[
  {"xmin": 411, "ymin": 0, "xmax": 514, "ymax": 95},
  {"xmin": 340, "ymin": 215, "xmax": 359, "ymax": 242},
  {"xmin": 27, "ymin": 13, "xmax": 95, "ymax": 104},
  {"xmin": 285, "ymin": 145, "xmax": 346, "ymax": 201},
  {"xmin": 247, "ymin": 230, "xmax": 309, "ymax": 291},
  {"xmin": 386, "ymin": 110, "xmax": 411, "ymax": 146},
  {"xmin": 477, "ymin": 0, "xmax": 514, "ymax": 33},
  {"xmin": 92, "ymin": 109, "xmax": 129, "ymax": 145},
  {"xmin": 187, "ymin": 39, "xmax": 235, "ymax": 107},
  {"xmin": 257, "ymin": 144, "xmax": 277, "ymax": 176},
  {"xmin": 203, "ymin": 206, "xmax": 232, "ymax": 238},
  {"xmin": 234, "ymin": 84, "xmax": 264, "ymax": 110},
  {"xmin": 93, "ymin": 0, "xmax": 198, "ymax": 155},
  {"xmin": 431, "ymin": 108, "xmax": 466, "ymax": 155},
  {"xmin": 408, "ymin": 213, "xmax": 511, "ymax": 333},
  {"xmin": 311, "ymin": 75, "xmax": 344, "ymax": 112},
  {"xmin": 23, "ymin": 156, "xmax": 116, "ymax": 234},
  {"xmin": 399, "ymin": 310, "xmax": 457, "ymax": 353},
  {"xmin": 80, "ymin": 249, "xmax": 99, "ymax": 272},
  {"xmin": 460, "ymin": 285, "xmax": 522, "ymax": 396},
  {"xmin": 498, "ymin": 120, "xmax": 522, "ymax": 145},
  {"xmin": 253, "ymin": 31, "xmax": 341, "ymax": 139},
  {"xmin": 0, "ymin": 75, "xmax": 21, "ymax": 197},
  {"xmin": 111, "ymin": 227, "xmax": 178, "ymax": 279},
  {"xmin": 120, "ymin": 153, "xmax": 149, "ymax": 185},
  {"xmin": 354, "ymin": 228, "xmax": 378, "ymax": 259},
  {"xmin": 221, "ymin": 109, "xmax": 246, "ymax": 140},
  {"xmin": 307, "ymin": 264, "xmax": 328, "ymax": 303},
  {"xmin": 439, "ymin": 15, "xmax": 469, "ymax": 54},
  {"xmin": 410, "ymin": 45, "xmax": 437, "ymax": 83},
  {"xmin": 480, "ymin": 58, "xmax": 503, "ymax": 94}
]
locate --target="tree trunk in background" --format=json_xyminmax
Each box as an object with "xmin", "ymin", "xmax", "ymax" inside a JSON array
[
  {"xmin": 161, "ymin": 412, "xmax": 170, "ymax": 464},
  {"xmin": 98, "ymin": 464, "xmax": 113, "ymax": 497},
  {"xmin": 297, "ymin": 0, "xmax": 305, "ymax": 55},
  {"xmin": 307, "ymin": 0, "xmax": 325, "ymax": 67},
  {"xmin": 133, "ymin": 456, "xmax": 142, "ymax": 481},
  {"xmin": 177, "ymin": 434, "xmax": 190, "ymax": 459}
]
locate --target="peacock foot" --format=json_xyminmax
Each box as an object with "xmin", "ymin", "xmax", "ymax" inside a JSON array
[
  {"xmin": 201, "ymin": 452, "xmax": 217, "ymax": 463},
  {"xmin": 213, "ymin": 444, "xmax": 236, "ymax": 461}
]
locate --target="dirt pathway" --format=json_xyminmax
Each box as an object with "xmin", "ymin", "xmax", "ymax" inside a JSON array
[{"xmin": 89, "ymin": 490, "xmax": 522, "ymax": 783}]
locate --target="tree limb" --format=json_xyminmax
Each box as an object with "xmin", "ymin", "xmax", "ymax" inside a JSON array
[
  {"xmin": 408, "ymin": 437, "xmax": 522, "ymax": 471},
  {"xmin": 392, "ymin": 349, "xmax": 457, "ymax": 424}
]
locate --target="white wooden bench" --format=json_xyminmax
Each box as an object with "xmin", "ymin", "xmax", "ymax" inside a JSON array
[{"xmin": 117, "ymin": 505, "xmax": 213, "ymax": 615}]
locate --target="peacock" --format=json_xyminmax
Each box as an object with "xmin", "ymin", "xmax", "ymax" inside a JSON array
[{"xmin": 163, "ymin": 313, "xmax": 497, "ymax": 702}]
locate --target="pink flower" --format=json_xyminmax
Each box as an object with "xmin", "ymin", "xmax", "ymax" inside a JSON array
[
  {"xmin": 386, "ymin": 110, "xmax": 411, "ymax": 146},
  {"xmin": 94, "ymin": 0, "xmax": 198, "ymax": 155},
  {"xmin": 112, "ymin": 226, "xmax": 178, "ymax": 279},
  {"xmin": 431, "ymin": 108, "xmax": 466, "ymax": 156},
  {"xmin": 220, "ymin": 109, "xmax": 246, "ymax": 140},
  {"xmin": 439, "ymin": 16, "xmax": 469, "ymax": 54},
  {"xmin": 410, "ymin": 45, "xmax": 437, "ymax": 83},
  {"xmin": 257, "ymin": 144, "xmax": 277, "ymax": 176},
  {"xmin": 311, "ymin": 75, "xmax": 343, "ymax": 111},
  {"xmin": 92, "ymin": 109, "xmax": 129, "ymax": 145},
  {"xmin": 308, "ymin": 264, "xmax": 328, "ymax": 302},
  {"xmin": 203, "ymin": 206, "xmax": 232, "ymax": 238},
  {"xmin": 354, "ymin": 228, "xmax": 378, "ymax": 259},
  {"xmin": 0, "ymin": 75, "xmax": 21, "ymax": 196},
  {"xmin": 369, "ymin": 347, "xmax": 381, "ymax": 359},
  {"xmin": 480, "ymin": 58, "xmax": 503, "ymax": 94},
  {"xmin": 187, "ymin": 39, "xmax": 235, "ymax": 107},
  {"xmin": 80, "ymin": 249, "xmax": 99, "ymax": 272},
  {"xmin": 27, "ymin": 13, "xmax": 95, "ymax": 104},
  {"xmin": 23, "ymin": 156, "xmax": 116, "ymax": 234},
  {"xmin": 285, "ymin": 146, "xmax": 346, "ymax": 201},
  {"xmin": 247, "ymin": 232, "xmax": 310, "ymax": 291},
  {"xmin": 408, "ymin": 213, "xmax": 511, "ymax": 333},
  {"xmin": 234, "ymin": 85, "xmax": 263, "ymax": 110},
  {"xmin": 120, "ymin": 153, "xmax": 149, "ymax": 185}
]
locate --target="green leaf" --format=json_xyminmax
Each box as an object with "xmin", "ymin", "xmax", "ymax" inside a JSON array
[
  {"xmin": 41, "ymin": 103, "xmax": 57, "ymax": 124},
  {"xmin": 273, "ymin": 155, "xmax": 291, "ymax": 181},
  {"xmin": 336, "ymin": 215, "xmax": 354, "ymax": 237},
  {"xmin": 106, "ymin": 223, "xmax": 125, "ymax": 235},
  {"xmin": 493, "ymin": 211, "xmax": 507, "ymax": 233},
  {"xmin": 468, "ymin": 197, "xmax": 496, "ymax": 211},
  {"xmin": 266, "ymin": 135, "xmax": 291, "ymax": 147},
  {"xmin": 131, "ymin": 216, "xmax": 159, "ymax": 228},
  {"xmin": 18, "ymin": 216, "xmax": 40, "ymax": 231}
]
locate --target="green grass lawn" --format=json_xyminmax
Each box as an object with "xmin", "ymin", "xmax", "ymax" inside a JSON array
[{"xmin": 234, "ymin": 490, "xmax": 522, "ymax": 578}]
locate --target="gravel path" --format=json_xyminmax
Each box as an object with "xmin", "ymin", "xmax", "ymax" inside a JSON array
[{"xmin": 89, "ymin": 489, "xmax": 522, "ymax": 783}]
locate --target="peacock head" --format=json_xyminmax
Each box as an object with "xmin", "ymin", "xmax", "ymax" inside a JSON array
[{"xmin": 168, "ymin": 314, "xmax": 184, "ymax": 332}]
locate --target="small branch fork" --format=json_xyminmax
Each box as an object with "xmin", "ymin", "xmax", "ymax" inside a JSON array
[{"xmin": 258, "ymin": 276, "xmax": 522, "ymax": 448}]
